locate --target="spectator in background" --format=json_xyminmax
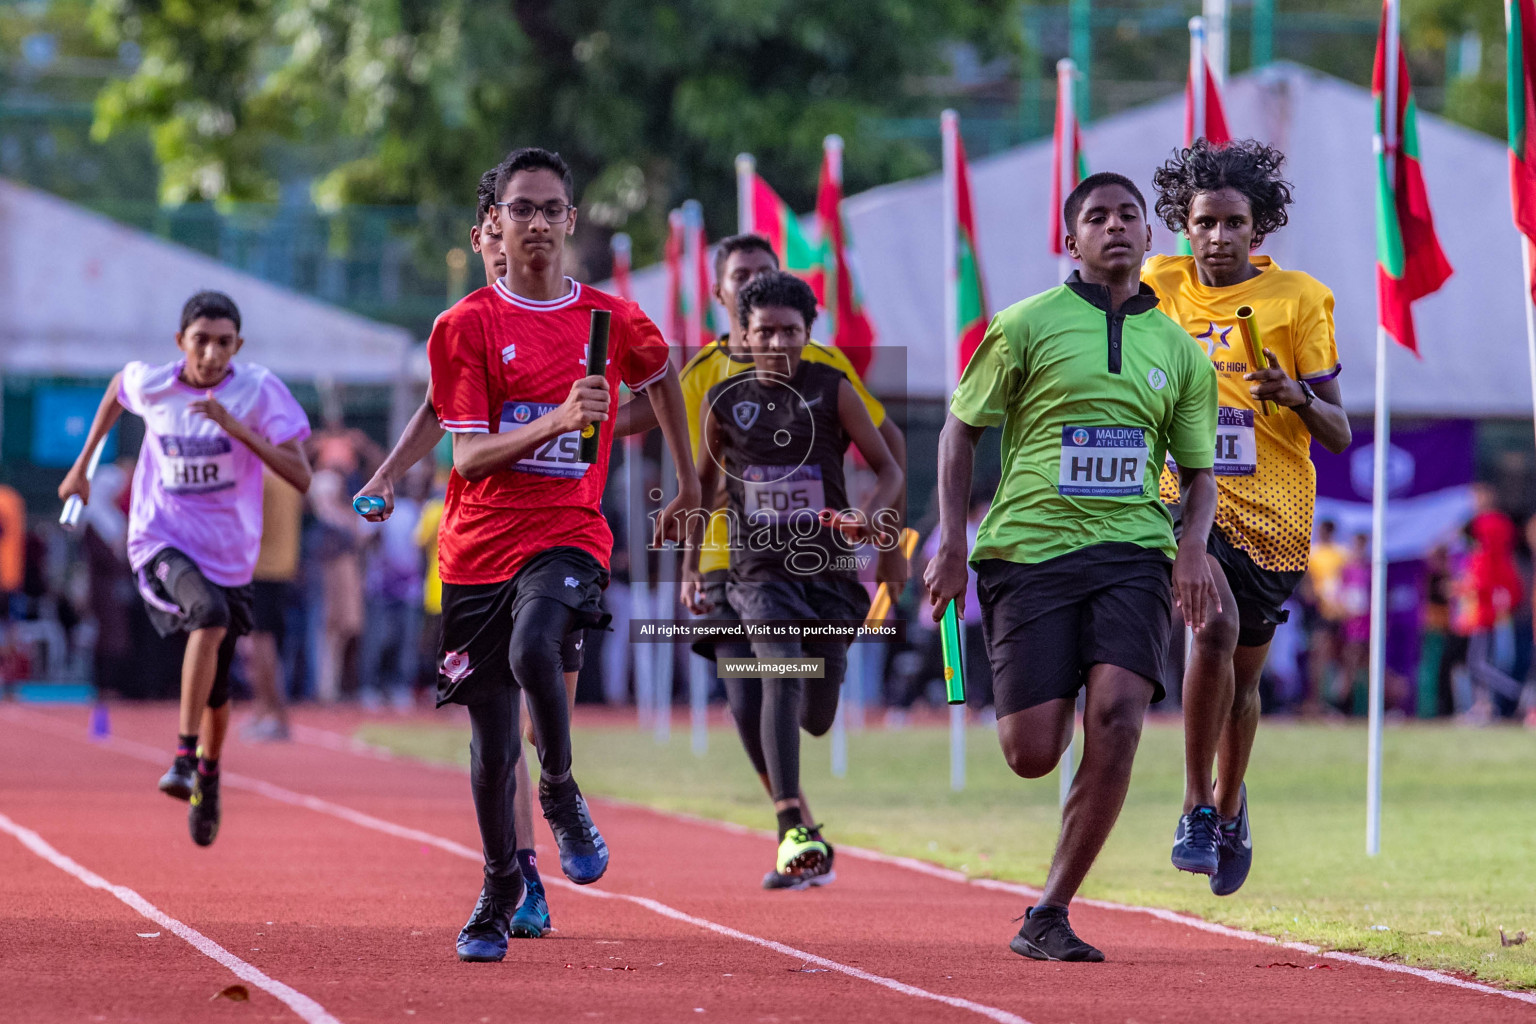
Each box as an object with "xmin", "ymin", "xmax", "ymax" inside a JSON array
[
  {"xmin": 1420, "ymin": 544, "xmax": 1457, "ymax": 718},
  {"xmin": 0, "ymin": 482, "xmax": 24, "ymax": 613},
  {"xmin": 1330, "ymin": 532, "xmax": 1372, "ymax": 713},
  {"xmin": 359, "ymin": 464, "xmax": 427, "ymax": 710},
  {"xmin": 80, "ymin": 462, "xmax": 134, "ymax": 696},
  {"xmin": 308, "ymin": 462, "xmax": 365, "ymax": 703},
  {"xmin": 1452, "ymin": 488, "xmax": 1524, "ymax": 723},
  {"xmin": 1303, "ymin": 519, "xmax": 1347, "ymax": 714},
  {"xmin": 241, "ymin": 469, "xmax": 305, "ymax": 741},
  {"xmin": 415, "ymin": 469, "xmax": 447, "ymax": 696}
]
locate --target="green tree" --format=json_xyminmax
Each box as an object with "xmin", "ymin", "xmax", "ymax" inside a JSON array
[{"xmin": 89, "ymin": 0, "xmax": 1016, "ymax": 269}]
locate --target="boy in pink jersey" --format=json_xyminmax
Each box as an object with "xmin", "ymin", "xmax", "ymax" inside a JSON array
[{"xmin": 60, "ymin": 290, "xmax": 312, "ymax": 846}]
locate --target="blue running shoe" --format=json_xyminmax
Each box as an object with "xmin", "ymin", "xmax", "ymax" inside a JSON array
[
  {"xmin": 539, "ymin": 776, "xmax": 608, "ymax": 885},
  {"xmin": 1171, "ymin": 805, "xmax": 1221, "ymax": 875},
  {"xmin": 456, "ymin": 881, "xmax": 523, "ymax": 963},
  {"xmin": 510, "ymin": 878, "xmax": 551, "ymax": 938},
  {"xmin": 1211, "ymin": 784, "xmax": 1252, "ymax": 896}
]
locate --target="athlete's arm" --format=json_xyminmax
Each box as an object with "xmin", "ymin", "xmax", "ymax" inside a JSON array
[
  {"xmin": 642, "ymin": 364, "xmax": 703, "ymax": 547},
  {"xmin": 356, "ymin": 390, "xmax": 446, "ymax": 521},
  {"xmin": 1173, "ymin": 465, "xmax": 1221, "ymax": 631},
  {"xmin": 191, "ymin": 393, "xmax": 313, "ymax": 494},
  {"xmin": 451, "ymin": 375, "xmax": 610, "ymax": 481},
  {"xmin": 681, "ymin": 403, "xmax": 724, "ymax": 616},
  {"xmin": 873, "ymin": 419, "xmax": 909, "ymax": 588},
  {"xmin": 923, "ymin": 412, "xmax": 985, "ymax": 622},
  {"xmin": 58, "ymin": 372, "xmax": 127, "ymax": 507},
  {"xmin": 615, "ymin": 392, "xmax": 657, "ymax": 438},
  {"xmin": 1246, "ymin": 349, "xmax": 1350, "ymax": 454},
  {"xmin": 836, "ymin": 379, "xmax": 904, "ymax": 543}
]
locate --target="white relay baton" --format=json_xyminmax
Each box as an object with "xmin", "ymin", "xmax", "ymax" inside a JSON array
[{"xmin": 60, "ymin": 437, "xmax": 108, "ymax": 531}]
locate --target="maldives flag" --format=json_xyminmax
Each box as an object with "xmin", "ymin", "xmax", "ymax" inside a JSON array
[
  {"xmin": 611, "ymin": 233, "xmax": 633, "ymax": 302},
  {"xmin": 952, "ymin": 130, "xmax": 989, "ymax": 373},
  {"xmin": 1183, "ymin": 56, "xmax": 1231, "ymax": 147},
  {"xmin": 664, "ymin": 210, "xmax": 687, "ymax": 345},
  {"xmin": 1050, "ymin": 69, "xmax": 1088, "ymax": 257},
  {"xmin": 689, "ymin": 209, "xmax": 716, "ymax": 346},
  {"xmin": 750, "ymin": 172, "xmax": 826, "ymax": 296},
  {"xmin": 1507, "ymin": 0, "xmax": 1536, "ymax": 301},
  {"xmin": 1373, "ymin": 3, "xmax": 1452, "ymax": 354},
  {"xmin": 815, "ymin": 149, "xmax": 876, "ymax": 375}
]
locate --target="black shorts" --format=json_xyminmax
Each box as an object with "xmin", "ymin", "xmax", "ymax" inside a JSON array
[
  {"xmin": 724, "ymin": 574, "xmax": 871, "ymax": 626},
  {"xmin": 690, "ymin": 569, "xmax": 742, "ymax": 660},
  {"xmin": 136, "ymin": 547, "xmax": 253, "ymax": 709},
  {"xmin": 1205, "ymin": 526, "xmax": 1304, "ymax": 648},
  {"xmin": 251, "ymin": 580, "xmax": 291, "ymax": 638},
  {"xmin": 976, "ymin": 543, "xmax": 1172, "ymax": 718},
  {"xmin": 436, "ymin": 547, "xmax": 609, "ymax": 707}
]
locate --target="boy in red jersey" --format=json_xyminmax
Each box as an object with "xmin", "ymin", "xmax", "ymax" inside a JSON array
[{"xmin": 430, "ymin": 147, "xmax": 699, "ymax": 962}]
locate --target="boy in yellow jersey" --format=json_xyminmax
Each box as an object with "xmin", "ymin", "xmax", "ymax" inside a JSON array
[
  {"xmin": 1145, "ymin": 139, "xmax": 1352, "ymax": 895},
  {"xmin": 630, "ymin": 233, "xmax": 908, "ymax": 889}
]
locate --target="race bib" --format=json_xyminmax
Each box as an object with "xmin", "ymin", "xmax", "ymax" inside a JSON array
[
  {"xmin": 1058, "ymin": 426, "xmax": 1149, "ymax": 497},
  {"xmin": 743, "ymin": 464, "xmax": 825, "ymax": 523},
  {"xmin": 158, "ymin": 434, "xmax": 236, "ymax": 494},
  {"xmin": 1214, "ymin": 406, "xmax": 1257, "ymax": 476},
  {"xmin": 500, "ymin": 401, "xmax": 591, "ymax": 480}
]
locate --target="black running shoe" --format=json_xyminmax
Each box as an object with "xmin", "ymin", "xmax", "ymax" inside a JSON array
[
  {"xmin": 762, "ymin": 839, "xmax": 836, "ymax": 891},
  {"xmin": 1008, "ymin": 905, "xmax": 1104, "ymax": 962},
  {"xmin": 1171, "ymin": 805, "xmax": 1221, "ymax": 875},
  {"xmin": 188, "ymin": 772, "xmax": 220, "ymax": 847},
  {"xmin": 1211, "ymin": 784, "xmax": 1252, "ymax": 897},
  {"xmin": 158, "ymin": 755, "xmax": 196, "ymax": 801},
  {"xmin": 539, "ymin": 776, "xmax": 608, "ymax": 885},
  {"xmin": 456, "ymin": 880, "xmax": 524, "ymax": 962}
]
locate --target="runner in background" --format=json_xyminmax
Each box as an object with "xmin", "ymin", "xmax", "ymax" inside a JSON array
[
  {"xmin": 241, "ymin": 468, "xmax": 304, "ymax": 741},
  {"xmin": 927, "ymin": 173, "xmax": 1219, "ymax": 962},
  {"xmin": 58, "ymin": 290, "xmax": 312, "ymax": 846},
  {"xmin": 690, "ymin": 269, "xmax": 903, "ymax": 882},
  {"xmin": 1146, "ymin": 138, "xmax": 1350, "ymax": 895}
]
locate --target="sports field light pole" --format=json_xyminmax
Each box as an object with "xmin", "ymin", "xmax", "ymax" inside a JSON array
[
  {"xmin": 1366, "ymin": 0, "xmax": 1402, "ymax": 858},
  {"xmin": 941, "ymin": 109, "xmax": 967, "ymax": 793}
]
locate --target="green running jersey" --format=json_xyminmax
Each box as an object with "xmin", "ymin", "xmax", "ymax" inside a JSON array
[{"xmin": 951, "ymin": 275, "xmax": 1216, "ymax": 565}]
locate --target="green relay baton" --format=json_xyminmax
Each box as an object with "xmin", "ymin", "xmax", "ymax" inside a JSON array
[{"xmin": 940, "ymin": 600, "xmax": 966, "ymax": 706}]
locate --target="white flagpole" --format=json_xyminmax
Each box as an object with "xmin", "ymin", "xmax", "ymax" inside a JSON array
[
  {"xmin": 736, "ymin": 154, "xmax": 755, "ymax": 235},
  {"xmin": 941, "ymin": 109, "xmax": 966, "ymax": 792},
  {"xmin": 1054, "ymin": 59, "xmax": 1078, "ymax": 808},
  {"xmin": 1366, "ymin": 0, "xmax": 1401, "ymax": 858},
  {"xmin": 682, "ymin": 199, "xmax": 705, "ymax": 352},
  {"xmin": 1189, "ymin": 17, "xmax": 1207, "ymax": 144},
  {"xmin": 1203, "ymin": 0, "xmax": 1229, "ymax": 87}
]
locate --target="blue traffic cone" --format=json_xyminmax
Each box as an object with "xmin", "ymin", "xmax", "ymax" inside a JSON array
[{"xmin": 89, "ymin": 700, "xmax": 110, "ymax": 741}]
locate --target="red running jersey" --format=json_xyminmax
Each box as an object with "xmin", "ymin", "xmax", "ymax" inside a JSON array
[{"xmin": 429, "ymin": 277, "xmax": 671, "ymax": 585}]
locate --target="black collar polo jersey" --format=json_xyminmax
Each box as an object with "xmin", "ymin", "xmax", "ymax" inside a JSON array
[
  {"xmin": 706, "ymin": 359, "xmax": 858, "ymax": 582},
  {"xmin": 949, "ymin": 272, "xmax": 1218, "ymax": 565}
]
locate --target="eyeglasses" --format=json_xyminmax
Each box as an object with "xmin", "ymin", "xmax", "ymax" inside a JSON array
[{"xmin": 495, "ymin": 201, "xmax": 575, "ymax": 223}]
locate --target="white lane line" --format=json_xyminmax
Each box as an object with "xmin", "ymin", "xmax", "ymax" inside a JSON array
[
  {"xmin": 0, "ymin": 710, "xmax": 1030, "ymax": 1024},
  {"xmin": 278, "ymin": 719, "xmax": 1536, "ymax": 1009},
  {"xmin": 0, "ymin": 810, "xmax": 342, "ymax": 1024}
]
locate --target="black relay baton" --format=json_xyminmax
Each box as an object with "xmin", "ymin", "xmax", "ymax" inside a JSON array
[{"xmin": 579, "ymin": 308, "xmax": 611, "ymax": 464}]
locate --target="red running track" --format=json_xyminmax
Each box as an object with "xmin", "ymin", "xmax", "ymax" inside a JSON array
[{"xmin": 2, "ymin": 703, "xmax": 1533, "ymax": 1024}]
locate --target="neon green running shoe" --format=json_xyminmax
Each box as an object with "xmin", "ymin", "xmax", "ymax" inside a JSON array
[{"xmin": 775, "ymin": 825, "xmax": 829, "ymax": 876}]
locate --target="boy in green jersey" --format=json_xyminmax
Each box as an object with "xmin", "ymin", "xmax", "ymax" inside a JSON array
[{"xmin": 925, "ymin": 172, "xmax": 1220, "ymax": 962}]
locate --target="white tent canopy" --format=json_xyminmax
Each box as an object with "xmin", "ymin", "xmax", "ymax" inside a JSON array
[
  {"xmin": 619, "ymin": 63, "xmax": 1530, "ymax": 415},
  {"xmin": 0, "ymin": 178, "xmax": 413, "ymax": 383}
]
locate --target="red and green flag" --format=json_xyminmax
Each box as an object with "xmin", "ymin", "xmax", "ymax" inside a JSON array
[
  {"xmin": 688, "ymin": 206, "xmax": 717, "ymax": 345},
  {"xmin": 1373, "ymin": 2, "xmax": 1452, "ymax": 353},
  {"xmin": 1507, "ymin": 0, "xmax": 1536, "ymax": 300},
  {"xmin": 1050, "ymin": 61, "xmax": 1088, "ymax": 258},
  {"xmin": 951, "ymin": 126, "xmax": 989, "ymax": 374},
  {"xmin": 749, "ymin": 171, "xmax": 826, "ymax": 298},
  {"xmin": 815, "ymin": 143, "xmax": 877, "ymax": 376},
  {"xmin": 1183, "ymin": 55, "xmax": 1231, "ymax": 148},
  {"xmin": 664, "ymin": 210, "xmax": 687, "ymax": 345}
]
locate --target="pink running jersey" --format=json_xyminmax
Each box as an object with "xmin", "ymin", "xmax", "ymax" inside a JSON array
[{"xmin": 119, "ymin": 359, "xmax": 310, "ymax": 587}]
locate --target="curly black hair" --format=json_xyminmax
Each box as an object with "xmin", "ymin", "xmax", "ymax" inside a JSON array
[
  {"xmin": 1151, "ymin": 138, "xmax": 1294, "ymax": 246},
  {"xmin": 475, "ymin": 168, "xmax": 499, "ymax": 224},
  {"xmin": 736, "ymin": 269, "xmax": 818, "ymax": 333}
]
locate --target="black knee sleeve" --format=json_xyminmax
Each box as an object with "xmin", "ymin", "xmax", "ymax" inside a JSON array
[{"xmin": 206, "ymin": 630, "xmax": 238, "ymax": 709}]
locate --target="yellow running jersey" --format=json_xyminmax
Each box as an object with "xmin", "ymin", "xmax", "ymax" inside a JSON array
[
  {"xmin": 1143, "ymin": 254, "xmax": 1341, "ymax": 573},
  {"xmin": 681, "ymin": 338, "xmax": 886, "ymax": 574}
]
